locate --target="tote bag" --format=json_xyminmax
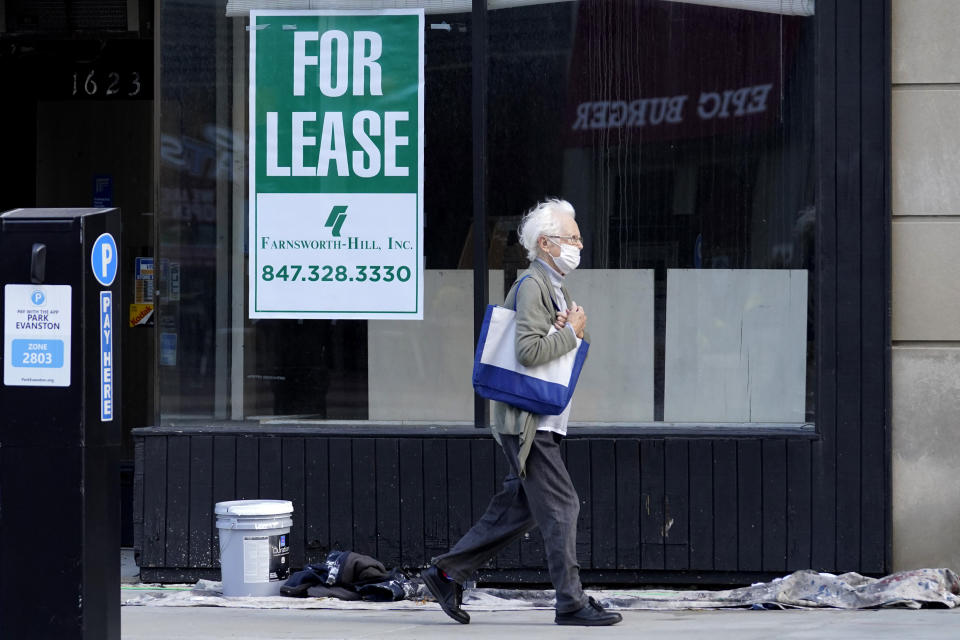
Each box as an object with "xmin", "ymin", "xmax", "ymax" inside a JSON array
[{"xmin": 472, "ymin": 276, "xmax": 589, "ymax": 415}]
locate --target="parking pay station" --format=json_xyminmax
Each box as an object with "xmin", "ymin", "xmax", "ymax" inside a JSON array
[{"xmin": 0, "ymin": 208, "xmax": 121, "ymax": 639}]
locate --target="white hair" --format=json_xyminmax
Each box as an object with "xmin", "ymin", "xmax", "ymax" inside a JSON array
[{"xmin": 517, "ymin": 198, "xmax": 576, "ymax": 262}]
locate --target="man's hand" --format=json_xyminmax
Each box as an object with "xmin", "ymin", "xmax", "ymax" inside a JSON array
[{"xmin": 556, "ymin": 301, "xmax": 586, "ymax": 339}]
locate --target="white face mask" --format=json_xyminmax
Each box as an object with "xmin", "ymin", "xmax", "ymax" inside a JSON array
[{"xmin": 547, "ymin": 238, "xmax": 581, "ymax": 274}]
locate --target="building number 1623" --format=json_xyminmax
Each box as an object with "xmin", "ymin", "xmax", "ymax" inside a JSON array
[{"xmin": 72, "ymin": 69, "xmax": 142, "ymax": 97}]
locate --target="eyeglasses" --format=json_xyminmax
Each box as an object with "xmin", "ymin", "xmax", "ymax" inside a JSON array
[{"xmin": 546, "ymin": 235, "xmax": 584, "ymax": 245}]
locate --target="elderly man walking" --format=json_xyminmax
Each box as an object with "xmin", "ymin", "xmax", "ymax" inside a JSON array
[{"xmin": 421, "ymin": 198, "xmax": 622, "ymax": 627}]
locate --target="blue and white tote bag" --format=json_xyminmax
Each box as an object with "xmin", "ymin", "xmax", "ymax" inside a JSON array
[{"xmin": 472, "ymin": 280, "xmax": 589, "ymax": 415}]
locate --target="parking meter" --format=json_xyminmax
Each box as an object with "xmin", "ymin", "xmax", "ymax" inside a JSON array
[{"xmin": 0, "ymin": 208, "xmax": 121, "ymax": 639}]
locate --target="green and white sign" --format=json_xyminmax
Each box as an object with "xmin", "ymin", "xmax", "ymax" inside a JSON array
[{"xmin": 249, "ymin": 10, "xmax": 424, "ymax": 319}]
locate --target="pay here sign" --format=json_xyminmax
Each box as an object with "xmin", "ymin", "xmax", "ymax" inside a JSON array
[{"xmin": 250, "ymin": 10, "xmax": 424, "ymax": 319}]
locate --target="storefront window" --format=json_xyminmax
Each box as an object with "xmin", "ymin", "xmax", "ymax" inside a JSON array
[
  {"xmin": 157, "ymin": 0, "xmax": 815, "ymax": 427},
  {"xmin": 157, "ymin": 1, "xmax": 231, "ymax": 420},
  {"xmin": 488, "ymin": 0, "xmax": 816, "ymax": 424},
  {"xmin": 158, "ymin": 2, "xmax": 480, "ymax": 423}
]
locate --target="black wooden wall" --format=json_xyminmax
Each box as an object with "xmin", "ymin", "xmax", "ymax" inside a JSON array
[
  {"xmin": 811, "ymin": 0, "xmax": 890, "ymax": 575},
  {"xmin": 133, "ymin": 425, "xmax": 881, "ymax": 584},
  {"xmin": 134, "ymin": 0, "xmax": 889, "ymax": 586}
]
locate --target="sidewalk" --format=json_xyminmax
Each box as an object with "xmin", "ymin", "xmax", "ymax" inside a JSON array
[
  {"xmin": 120, "ymin": 552, "xmax": 960, "ymax": 638},
  {"xmin": 121, "ymin": 604, "xmax": 959, "ymax": 639}
]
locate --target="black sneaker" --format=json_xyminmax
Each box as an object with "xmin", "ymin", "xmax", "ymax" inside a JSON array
[
  {"xmin": 555, "ymin": 596, "xmax": 623, "ymax": 626},
  {"xmin": 421, "ymin": 566, "xmax": 470, "ymax": 624}
]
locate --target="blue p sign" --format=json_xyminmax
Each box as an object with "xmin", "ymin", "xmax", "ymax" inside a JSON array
[
  {"xmin": 31, "ymin": 290, "xmax": 45, "ymax": 305},
  {"xmin": 91, "ymin": 233, "xmax": 118, "ymax": 287}
]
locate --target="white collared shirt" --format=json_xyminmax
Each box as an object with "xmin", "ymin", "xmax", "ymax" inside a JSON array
[{"xmin": 534, "ymin": 259, "xmax": 576, "ymax": 436}]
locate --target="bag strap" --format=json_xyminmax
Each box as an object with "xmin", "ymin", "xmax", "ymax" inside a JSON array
[
  {"xmin": 511, "ymin": 275, "xmax": 532, "ymax": 311},
  {"xmin": 510, "ymin": 272, "xmax": 560, "ymax": 312}
]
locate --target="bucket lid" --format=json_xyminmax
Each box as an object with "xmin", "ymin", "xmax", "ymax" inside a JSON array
[{"xmin": 215, "ymin": 499, "xmax": 293, "ymax": 517}]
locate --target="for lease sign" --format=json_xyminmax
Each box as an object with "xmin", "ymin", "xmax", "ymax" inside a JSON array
[{"xmin": 249, "ymin": 10, "xmax": 424, "ymax": 319}]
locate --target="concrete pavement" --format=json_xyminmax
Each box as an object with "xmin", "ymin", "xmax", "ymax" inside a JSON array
[
  {"xmin": 121, "ymin": 604, "xmax": 960, "ymax": 639},
  {"xmin": 119, "ymin": 552, "xmax": 959, "ymax": 639}
]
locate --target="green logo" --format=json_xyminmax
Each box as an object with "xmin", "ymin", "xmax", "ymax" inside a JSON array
[{"xmin": 325, "ymin": 205, "xmax": 348, "ymax": 237}]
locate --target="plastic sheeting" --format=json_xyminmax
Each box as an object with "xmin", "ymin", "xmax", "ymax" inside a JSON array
[
  {"xmin": 123, "ymin": 568, "xmax": 959, "ymax": 611},
  {"xmin": 573, "ymin": 569, "xmax": 960, "ymax": 610}
]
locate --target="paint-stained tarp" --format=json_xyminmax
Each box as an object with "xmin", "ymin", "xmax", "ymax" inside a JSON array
[{"xmin": 123, "ymin": 568, "xmax": 959, "ymax": 610}]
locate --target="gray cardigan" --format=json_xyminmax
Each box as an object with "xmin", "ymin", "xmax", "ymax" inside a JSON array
[{"xmin": 490, "ymin": 261, "xmax": 590, "ymax": 476}]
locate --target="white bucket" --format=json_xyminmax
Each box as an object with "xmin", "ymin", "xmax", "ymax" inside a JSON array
[{"xmin": 215, "ymin": 499, "xmax": 293, "ymax": 597}]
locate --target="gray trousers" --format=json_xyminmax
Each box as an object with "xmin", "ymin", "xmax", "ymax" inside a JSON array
[{"xmin": 433, "ymin": 431, "xmax": 588, "ymax": 614}]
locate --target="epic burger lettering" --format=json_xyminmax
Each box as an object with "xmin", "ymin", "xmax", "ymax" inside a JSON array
[
  {"xmin": 563, "ymin": 1, "xmax": 803, "ymax": 145},
  {"xmin": 571, "ymin": 83, "xmax": 773, "ymax": 132}
]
